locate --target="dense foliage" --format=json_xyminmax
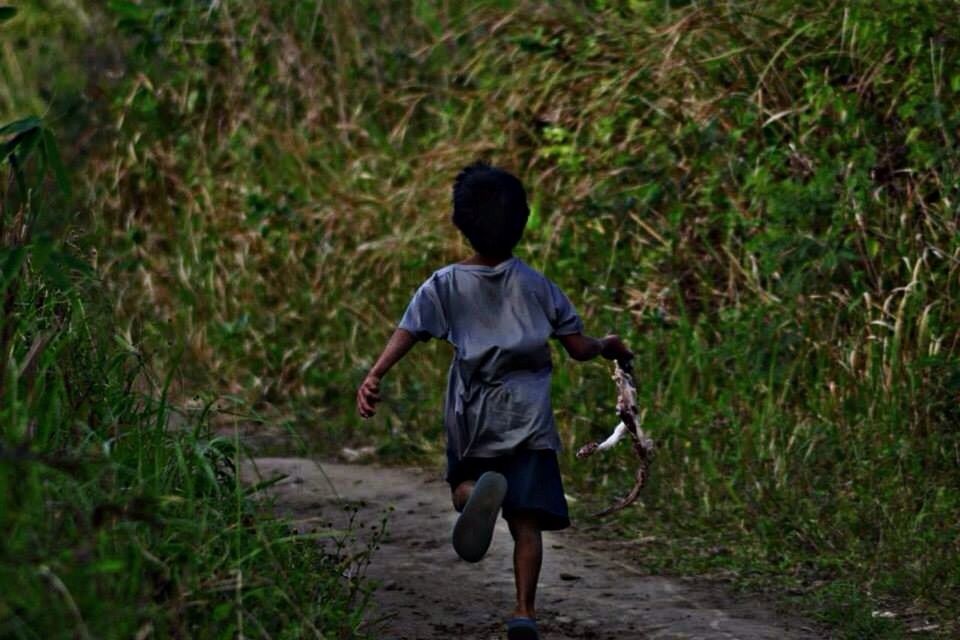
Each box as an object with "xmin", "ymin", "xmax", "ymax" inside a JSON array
[
  {"xmin": 0, "ymin": 6, "xmax": 372, "ymax": 639},
  {"xmin": 3, "ymin": 1, "xmax": 958, "ymax": 637}
]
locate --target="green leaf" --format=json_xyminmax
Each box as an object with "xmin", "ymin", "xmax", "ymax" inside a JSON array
[
  {"xmin": 1, "ymin": 127, "xmax": 41, "ymax": 162},
  {"xmin": 113, "ymin": 333, "xmax": 139, "ymax": 353},
  {"xmin": 212, "ymin": 602, "xmax": 233, "ymax": 622},
  {"xmin": 41, "ymin": 129, "xmax": 71, "ymax": 196},
  {"xmin": 28, "ymin": 236, "xmax": 71, "ymax": 291},
  {"xmin": 54, "ymin": 250, "xmax": 94, "ymax": 276},
  {"xmin": 88, "ymin": 559, "xmax": 126, "ymax": 574},
  {"xmin": 0, "ymin": 7, "xmax": 16, "ymax": 23},
  {"xmin": 39, "ymin": 253, "xmax": 72, "ymax": 291},
  {"xmin": 0, "ymin": 116, "xmax": 41, "ymax": 137},
  {"xmin": 0, "ymin": 246, "xmax": 26, "ymax": 292},
  {"xmin": 108, "ymin": 0, "xmax": 150, "ymax": 22}
]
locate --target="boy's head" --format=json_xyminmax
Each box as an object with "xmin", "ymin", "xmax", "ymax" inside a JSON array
[{"xmin": 452, "ymin": 161, "xmax": 529, "ymax": 259}]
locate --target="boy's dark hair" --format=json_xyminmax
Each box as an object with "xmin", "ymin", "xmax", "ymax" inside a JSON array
[{"xmin": 452, "ymin": 161, "xmax": 529, "ymax": 258}]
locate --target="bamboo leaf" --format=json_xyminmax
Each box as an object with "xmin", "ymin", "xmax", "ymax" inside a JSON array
[
  {"xmin": 0, "ymin": 246, "xmax": 26, "ymax": 292},
  {"xmin": 108, "ymin": 0, "xmax": 150, "ymax": 22},
  {"xmin": 53, "ymin": 251, "xmax": 94, "ymax": 276},
  {"xmin": 0, "ymin": 116, "xmax": 41, "ymax": 137},
  {"xmin": 1, "ymin": 127, "xmax": 41, "ymax": 161},
  {"xmin": 88, "ymin": 559, "xmax": 126, "ymax": 574},
  {"xmin": 41, "ymin": 129, "xmax": 71, "ymax": 196}
]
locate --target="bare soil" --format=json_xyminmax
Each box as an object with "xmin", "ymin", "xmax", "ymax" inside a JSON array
[{"xmin": 241, "ymin": 457, "xmax": 825, "ymax": 640}]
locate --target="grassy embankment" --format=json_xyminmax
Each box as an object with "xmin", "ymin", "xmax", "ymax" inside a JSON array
[
  {"xmin": 0, "ymin": 6, "xmax": 373, "ymax": 638},
  {"xmin": 7, "ymin": 1, "xmax": 959, "ymax": 638}
]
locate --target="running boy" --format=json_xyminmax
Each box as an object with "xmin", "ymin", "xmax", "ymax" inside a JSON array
[{"xmin": 356, "ymin": 161, "xmax": 632, "ymax": 640}]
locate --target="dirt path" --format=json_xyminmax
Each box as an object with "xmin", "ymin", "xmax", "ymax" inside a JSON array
[{"xmin": 242, "ymin": 458, "xmax": 823, "ymax": 640}]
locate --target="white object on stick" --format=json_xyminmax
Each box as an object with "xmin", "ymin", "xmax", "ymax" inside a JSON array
[{"xmin": 576, "ymin": 360, "xmax": 655, "ymax": 517}]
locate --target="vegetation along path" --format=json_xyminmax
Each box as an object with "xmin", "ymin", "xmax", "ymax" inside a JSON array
[{"xmin": 242, "ymin": 458, "xmax": 824, "ymax": 640}]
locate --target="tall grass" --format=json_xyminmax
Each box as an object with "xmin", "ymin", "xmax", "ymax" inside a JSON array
[
  {"xmin": 6, "ymin": 0, "xmax": 960, "ymax": 636},
  {"xmin": 0, "ymin": 114, "xmax": 374, "ymax": 638},
  {"xmin": 0, "ymin": 11, "xmax": 373, "ymax": 636}
]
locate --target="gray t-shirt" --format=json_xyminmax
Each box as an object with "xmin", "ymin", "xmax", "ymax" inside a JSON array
[{"xmin": 398, "ymin": 257, "xmax": 584, "ymax": 459}]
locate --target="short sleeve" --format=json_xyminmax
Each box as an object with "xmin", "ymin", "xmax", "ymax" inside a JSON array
[
  {"xmin": 547, "ymin": 280, "xmax": 584, "ymax": 337},
  {"xmin": 398, "ymin": 276, "xmax": 448, "ymax": 342}
]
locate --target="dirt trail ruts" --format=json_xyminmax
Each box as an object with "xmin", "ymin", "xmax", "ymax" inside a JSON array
[{"xmin": 242, "ymin": 458, "xmax": 824, "ymax": 640}]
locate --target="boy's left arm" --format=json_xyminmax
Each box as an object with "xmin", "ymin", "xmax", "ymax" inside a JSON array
[
  {"xmin": 356, "ymin": 328, "xmax": 418, "ymax": 418},
  {"xmin": 545, "ymin": 280, "xmax": 631, "ymax": 363},
  {"xmin": 558, "ymin": 332, "xmax": 633, "ymax": 362}
]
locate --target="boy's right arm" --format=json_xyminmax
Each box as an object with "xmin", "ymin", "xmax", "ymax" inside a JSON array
[
  {"xmin": 558, "ymin": 333, "xmax": 633, "ymax": 363},
  {"xmin": 356, "ymin": 328, "xmax": 419, "ymax": 418}
]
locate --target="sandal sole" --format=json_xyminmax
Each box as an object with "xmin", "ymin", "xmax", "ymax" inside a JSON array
[{"xmin": 452, "ymin": 471, "xmax": 507, "ymax": 562}]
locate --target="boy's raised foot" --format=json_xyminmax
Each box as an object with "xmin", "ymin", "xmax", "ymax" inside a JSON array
[{"xmin": 452, "ymin": 471, "xmax": 507, "ymax": 562}]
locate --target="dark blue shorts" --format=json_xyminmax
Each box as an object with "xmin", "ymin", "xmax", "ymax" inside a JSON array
[{"xmin": 446, "ymin": 448, "xmax": 570, "ymax": 531}]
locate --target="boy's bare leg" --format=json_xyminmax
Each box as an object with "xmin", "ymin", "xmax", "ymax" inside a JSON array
[
  {"xmin": 452, "ymin": 480, "xmax": 475, "ymax": 511},
  {"xmin": 507, "ymin": 512, "xmax": 542, "ymax": 619}
]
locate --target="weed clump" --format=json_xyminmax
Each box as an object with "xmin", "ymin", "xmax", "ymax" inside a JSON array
[{"xmin": 0, "ymin": 113, "xmax": 373, "ymax": 636}]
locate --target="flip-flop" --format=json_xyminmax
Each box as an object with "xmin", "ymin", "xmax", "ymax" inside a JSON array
[
  {"xmin": 506, "ymin": 617, "xmax": 540, "ymax": 639},
  {"xmin": 452, "ymin": 471, "xmax": 507, "ymax": 563}
]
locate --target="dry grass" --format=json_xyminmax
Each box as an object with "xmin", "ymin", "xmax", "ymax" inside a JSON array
[{"xmin": 4, "ymin": 1, "xmax": 959, "ymax": 636}]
